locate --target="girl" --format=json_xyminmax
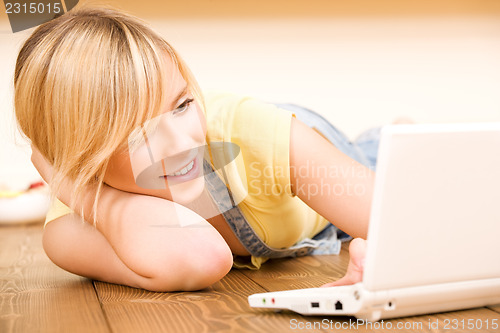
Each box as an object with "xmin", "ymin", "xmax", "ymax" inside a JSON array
[{"xmin": 16, "ymin": 6, "xmax": 372, "ymax": 291}]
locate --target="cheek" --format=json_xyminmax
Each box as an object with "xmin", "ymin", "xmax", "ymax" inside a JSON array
[{"xmin": 104, "ymin": 153, "xmax": 139, "ymax": 190}]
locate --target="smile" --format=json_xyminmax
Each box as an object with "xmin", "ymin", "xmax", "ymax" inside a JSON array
[{"xmin": 165, "ymin": 160, "xmax": 195, "ymax": 177}]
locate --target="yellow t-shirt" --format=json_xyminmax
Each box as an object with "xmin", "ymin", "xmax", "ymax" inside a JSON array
[{"xmin": 44, "ymin": 91, "xmax": 330, "ymax": 269}]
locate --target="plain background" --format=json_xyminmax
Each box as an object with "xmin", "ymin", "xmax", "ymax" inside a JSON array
[{"xmin": 1, "ymin": 0, "xmax": 499, "ymax": 190}]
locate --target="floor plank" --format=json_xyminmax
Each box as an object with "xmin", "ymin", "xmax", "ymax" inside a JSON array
[
  {"xmin": 241, "ymin": 242, "xmax": 350, "ymax": 291},
  {"xmin": 94, "ymin": 269, "xmax": 329, "ymax": 333},
  {"xmin": 0, "ymin": 224, "xmax": 109, "ymax": 333},
  {"xmin": 2, "ymin": 224, "xmax": 499, "ymax": 333},
  {"xmin": 487, "ymin": 304, "xmax": 500, "ymax": 314}
]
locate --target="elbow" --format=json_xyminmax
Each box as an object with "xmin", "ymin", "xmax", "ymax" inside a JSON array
[
  {"xmin": 183, "ymin": 243, "xmax": 234, "ymax": 291},
  {"xmin": 138, "ymin": 241, "xmax": 233, "ymax": 292},
  {"xmin": 178, "ymin": 241, "xmax": 234, "ymax": 291}
]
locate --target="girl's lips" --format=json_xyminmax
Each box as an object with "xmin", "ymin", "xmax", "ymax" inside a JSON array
[{"xmin": 160, "ymin": 155, "xmax": 201, "ymax": 184}]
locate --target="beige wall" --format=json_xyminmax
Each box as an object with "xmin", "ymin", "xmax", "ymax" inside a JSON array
[
  {"xmin": 1, "ymin": 0, "xmax": 499, "ymax": 189},
  {"xmin": 1, "ymin": 0, "xmax": 494, "ymax": 18}
]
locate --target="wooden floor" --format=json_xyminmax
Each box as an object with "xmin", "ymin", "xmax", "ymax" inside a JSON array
[{"xmin": 1, "ymin": 223, "xmax": 499, "ymax": 333}]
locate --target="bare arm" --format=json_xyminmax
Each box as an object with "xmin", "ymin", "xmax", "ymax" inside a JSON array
[
  {"xmin": 289, "ymin": 118, "xmax": 372, "ymax": 286},
  {"xmin": 32, "ymin": 147, "xmax": 233, "ymax": 291},
  {"xmin": 289, "ymin": 117, "xmax": 375, "ymax": 239}
]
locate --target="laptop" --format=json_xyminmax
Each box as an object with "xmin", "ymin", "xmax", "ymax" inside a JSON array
[{"xmin": 248, "ymin": 122, "xmax": 500, "ymax": 321}]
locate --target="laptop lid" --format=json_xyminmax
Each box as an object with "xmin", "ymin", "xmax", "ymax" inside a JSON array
[{"xmin": 363, "ymin": 123, "xmax": 500, "ymax": 292}]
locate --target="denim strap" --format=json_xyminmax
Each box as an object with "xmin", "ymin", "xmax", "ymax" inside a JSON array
[{"xmin": 203, "ymin": 160, "xmax": 342, "ymax": 258}]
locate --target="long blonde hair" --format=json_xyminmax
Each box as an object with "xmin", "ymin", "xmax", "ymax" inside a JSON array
[{"xmin": 14, "ymin": 5, "xmax": 203, "ymax": 224}]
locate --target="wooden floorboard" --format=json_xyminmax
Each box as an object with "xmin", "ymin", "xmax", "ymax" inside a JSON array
[
  {"xmin": 0, "ymin": 224, "xmax": 109, "ymax": 333},
  {"xmin": 1, "ymin": 224, "xmax": 500, "ymax": 333},
  {"xmin": 92, "ymin": 243, "xmax": 352, "ymax": 333},
  {"xmin": 240, "ymin": 243, "xmax": 351, "ymax": 291},
  {"xmin": 94, "ymin": 269, "xmax": 330, "ymax": 332},
  {"xmin": 487, "ymin": 305, "xmax": 500, "ymax": 314}
]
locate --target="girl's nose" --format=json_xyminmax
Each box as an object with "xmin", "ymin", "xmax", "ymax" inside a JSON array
[{"xmin": 148, "ymin": 113, "xmax": 194, "ymax": 161}]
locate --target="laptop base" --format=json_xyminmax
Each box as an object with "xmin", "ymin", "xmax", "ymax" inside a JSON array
[{"xmin": 249, "ymin": 278, "xmax": 500, "ymax": 321}]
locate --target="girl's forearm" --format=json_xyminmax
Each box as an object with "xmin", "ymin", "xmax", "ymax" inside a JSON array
[
  {"xmin": 289, "ymin": 118, "xmax": 374, "ymax": 239},
  {"xmin": 33, "ymin": 147, "xmax": 232, "ymax": 288},
  {"xmin": 47, "ymin": 182, "xmax": 233, "ymax": 290},
  {"xmin": 77, "ymin": 186, "xmax": 232, "ymax": 289}
]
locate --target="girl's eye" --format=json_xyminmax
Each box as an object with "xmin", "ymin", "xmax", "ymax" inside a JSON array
[{"xmin": 173, "ymin": 98, "xmax": 194, "ymax": 115}]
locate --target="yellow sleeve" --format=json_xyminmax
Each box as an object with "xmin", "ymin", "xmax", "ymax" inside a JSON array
[
  {"xmin": 204, "ymin": 91, "xmax": 294, "ymax": 202},
  {"xmin": 44, "ymin": 199, "xmax": 74, "ymax": 227}
]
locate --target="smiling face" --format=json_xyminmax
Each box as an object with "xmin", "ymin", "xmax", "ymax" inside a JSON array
[{"xmin": 103, "ymin": 56, "xmax": 207, "ymax": 205}]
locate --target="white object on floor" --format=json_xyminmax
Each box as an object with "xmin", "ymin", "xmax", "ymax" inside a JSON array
[{"xmin": 0, "ymin": 185, "xmax": 50, "ymax": 225}]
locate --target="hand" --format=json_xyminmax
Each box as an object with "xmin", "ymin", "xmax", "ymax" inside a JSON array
[
  {"xmin": 31, "ymin": 146, "xmax": 54, "ymax": 183},
  {"xmin": 321, "ymin": 238, "xmax": 367, "ymax": 287}
]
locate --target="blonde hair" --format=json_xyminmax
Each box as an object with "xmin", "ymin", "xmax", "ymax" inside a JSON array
[{"xmin": 14, "ymin": 5, "xmax": 203, "ymax": 225}]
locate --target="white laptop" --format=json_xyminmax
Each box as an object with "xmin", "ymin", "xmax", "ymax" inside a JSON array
[{"xmin": 248, "ymin": 122, "xmax": 500, "ymax": 321}]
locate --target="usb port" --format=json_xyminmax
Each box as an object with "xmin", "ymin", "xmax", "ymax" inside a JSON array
[{"xmin": 311, "ymin": 302, "xmax": 320, "ymax": 308}]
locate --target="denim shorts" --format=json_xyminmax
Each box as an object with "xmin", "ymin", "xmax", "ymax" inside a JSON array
[{"xmin": 204, "ymin": 104, "xmax": 381, "ymax": 259}]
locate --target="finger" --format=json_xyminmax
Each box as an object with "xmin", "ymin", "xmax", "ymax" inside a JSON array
[
  {"xmin": 320, "ymin": 238, "xmax": 367, "ymax": 288},
  {"xmin": 348, "ymin": 238, "xmax": 367, "ymax": 271}
]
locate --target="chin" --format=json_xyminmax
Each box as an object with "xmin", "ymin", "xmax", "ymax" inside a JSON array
[{"xmin": 169, "ymin": 176, "xmax": 205, "ymax": 205}]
